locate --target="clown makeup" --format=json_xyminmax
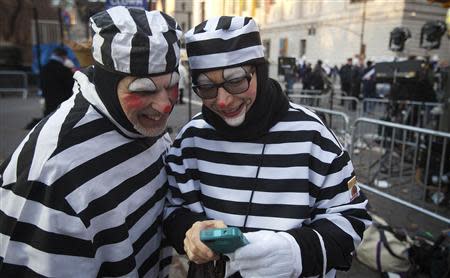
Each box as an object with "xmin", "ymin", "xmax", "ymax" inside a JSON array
[
  {"xmin": 199, "ymin": 65, "xmax": 257, "ymax": 127},
  {"xmin": 118, "ymin": 72, "xmax": 179, "ymax": 137}
]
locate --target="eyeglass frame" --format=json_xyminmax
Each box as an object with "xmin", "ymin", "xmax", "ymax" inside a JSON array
[{"xmin": 191, "ymin": 67, "xmax": 255, "ymax": 99}]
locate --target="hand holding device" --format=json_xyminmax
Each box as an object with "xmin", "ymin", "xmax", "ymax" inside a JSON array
[
  {"xmin": 200, "ymin": 227, "xmax": 249, "ymax": 254},
  {"xmin": 184, "ymin": 220, "xmax": 227, "ymax": 264}
]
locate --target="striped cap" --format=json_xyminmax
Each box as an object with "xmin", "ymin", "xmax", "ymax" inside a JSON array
[
  {"xmin": 185, "ymin": 16, "xmax": 265, "ymax": 73},
  {"xmin": 90, "ymin": 6, "xmax": 182, "ymax": 76}
]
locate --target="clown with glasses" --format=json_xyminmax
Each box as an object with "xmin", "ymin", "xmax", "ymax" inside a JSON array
[{"xmin": 164, "ymin": 16, "xmax": 371, "ymax": 278}]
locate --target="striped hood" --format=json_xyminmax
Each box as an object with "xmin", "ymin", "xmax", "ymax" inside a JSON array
[
  {"xmin": 90, "ymin": 6, "xmax": 182, "ymax": 76},
  {"xmin": 74, "ymin": 68, "xmax": 147, "ymax": 139},
  {"xmin": 185, "ymin": 16, "xmax": 265, "ymax": 75}
]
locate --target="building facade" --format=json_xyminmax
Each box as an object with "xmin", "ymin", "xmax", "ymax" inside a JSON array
[{"xmin": 188, "ymin": 0, "xmax": 450, "ymax": 78}]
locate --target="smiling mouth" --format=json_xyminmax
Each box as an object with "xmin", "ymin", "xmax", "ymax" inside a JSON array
[
  {"xmin": 139, "ymin": 113, "xmax": 164, "ymax": 123},
  {"xmin": 221, "ymin": 103, "xmax": 244, "ymax": 118}
]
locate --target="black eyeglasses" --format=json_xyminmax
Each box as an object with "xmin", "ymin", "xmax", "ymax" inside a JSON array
[{"xmin": 192, "ymin": 68, "xmax": 254, "ymax": 99}]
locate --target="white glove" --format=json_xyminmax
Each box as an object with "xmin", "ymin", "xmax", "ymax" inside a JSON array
[{"xmin": 225, "ymin": 230, "xmax": 302, "ymax": 278}]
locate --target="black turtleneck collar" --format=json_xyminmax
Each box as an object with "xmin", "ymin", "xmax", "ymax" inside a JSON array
[
  {"xmin": 92, "ymin": 65, "xmax": 141, "ymax": 135},
  {"xmin": 201, "ymin": 63, "xmax": 289, "ymax": 141}
]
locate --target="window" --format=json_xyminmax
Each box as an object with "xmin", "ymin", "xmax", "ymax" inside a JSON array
[
  {"xmin": 299, "ymin": 39, "xmax": 306, "ymax": 57},
  {"xmin": 181, "ymin": 2, "xmax": 186, "ymax": 11}
]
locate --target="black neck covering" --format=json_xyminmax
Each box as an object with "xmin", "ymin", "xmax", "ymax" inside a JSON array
[
  {"xmin": 92, "ymin": 65, "xmax": 140, "ymax": 135},
  {"xmin": 201, "ymin": 63, "xmax": 289, "ymax": 141}
]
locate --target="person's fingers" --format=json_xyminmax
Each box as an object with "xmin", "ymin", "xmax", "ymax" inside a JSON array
[{"xmin": 184, "ymin": 220, "xmax": 227, "ymax": 263}]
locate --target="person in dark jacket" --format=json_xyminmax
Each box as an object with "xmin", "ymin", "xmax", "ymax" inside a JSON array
[
  {"xmin": 164, "ymin": 16, "xmax": 371, "ymax": 278},
  {"xmin": 339, "ymin": 58, "xmax": 353, "ymax": 97},
  {"xmin": 310, "ymin": 60, "xmax": 325, "ymax": 91},
  {"xmin": 40, "ymin": 47, "xmax": 74, "ymax": 116}
]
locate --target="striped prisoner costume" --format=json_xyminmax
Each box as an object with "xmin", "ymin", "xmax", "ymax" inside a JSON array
[
  {"xmin": 164, "ymin": 103, "xmax": 372, "ymax": 277},
  {"xmin": 0, "ymin": 69, "xmax": 172, "ymax": 277}
]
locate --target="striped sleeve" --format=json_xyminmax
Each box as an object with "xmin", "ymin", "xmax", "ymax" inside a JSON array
[
  {"xmin": 286, "ymin": 150, "xmax": 372, "ymax": 276},
  {"xmin": 163, "ymin": 119, "xmax": 210, "ymax": 254}
]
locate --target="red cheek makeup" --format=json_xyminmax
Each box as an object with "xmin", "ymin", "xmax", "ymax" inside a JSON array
[
  {"xmin": 123, "ymin": 94, "xmax": 145, "ymax": 109},
  {"xmin": 163, "ymin": 104, "xmax": 172, "ymax": 113},
  {"xmin": 170, "ymin": 86, "xmax": 179, "ymax": 100}
]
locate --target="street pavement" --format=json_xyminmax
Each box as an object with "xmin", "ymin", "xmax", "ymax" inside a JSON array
[{"xmin": 1, "ymin": 91, "xmax": 448, "ymax": 277}]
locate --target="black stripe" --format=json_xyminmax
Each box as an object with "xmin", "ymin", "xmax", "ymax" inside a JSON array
[
  {"xmin": 287, "ymin": 227, "xmax": 324, "ymax": 276},
  {"xmin": 0, "ymin": 211, "xmax": 94, "ymax": 257},
  {"xmin": 193, "ymin": 20, "xmax": 207, "ymax": 34},
  {"xmin": 186, "ymin": 31, "xmax": 261, "ymax": 56},
  {"xmin": 201, "ymin": 195, "xmax": 311, "ymax": 219},
  {"xmin": 56, "ymin": 93, "xmax": 90, "ymax": 151},
  {"xmin": 97, "ymin": 255, "xmax": 136, "ymax": 277},
  {"xmin": 138, "ymin": 249, "xmax": 160, "ymax": 277},
  {"xmin": 130, "ymin": 32, "xmax": 151, "ymax": 75},
  {"xmin": 166, "ymin": 168, "xmax": 320, "ymax": 195},
  {"xmin": 53, "ymin": 141, "xmax": 149, "ymax": 202},
  {"xmin": 160, "ymin": 11, "xmax": 177, "ymax": 30},
  {"xmin": 80, "ymin": 156, "xmax": 166, "ymax": 224},
  {"xmin": 91, "ymin": 12, "xmax": 118, "ymax": 70},
  {"xmin": 284, "ymin": 106, "xmax": 325, "ymax": 123},
  {"xmin": 317, "ymin": 182, "xmax": 347, "ymax": 201},
  {"xmin": 132, "ymin": 217, "xmax": 160, "ymax": 256},
  {"xmin": 243, "ymin": 17, "xmax": 251, "ymax": 25},
  {"xmin": 2, "ymin": 182, "xmax": 76, "ymax": 215},
  {"xmin": 52, "ymin": 118, "xmax": 115, "ymax": 158},
  {"xmin": 0, "ymin": 261, "xmax": 46, "ymax": 277},
  {"xmin": 163, "ymin": 30, "xmax": 178, "ymax": 73},
  {"xmin": 129, "ymin": 8, "xmax": 152, "ymax": 35},
  {"xmin": 159, "ymin": 256, "xmax": 172, "ymax": 271},
  {"xmin": 168, "ymin": 147, "xmax": 332, "ymax": 175},
  {"xmin": 216, "ymin": 16, "xmax": 232, "ymax": 30},
  {"xmin": 15, "ymin": 116, "xmax": 50, "ymax": 186},
  {"xmin": 128, "ymin": 8, "xmax": 152, "ymax": 75},
  {"xmin": 310, "ymin": 218, "xmax": 356, "ymax": 271},
  {"xmin": 173, "ymin": 124, "xmax": 342, "ymax": 154},
  {"xmin": 90, "ymin": 186, "xmax": 166, "ymax": 249},
  {"xmin": 343, "ymin": 213, "xmax": 367, "ymax": 239}
]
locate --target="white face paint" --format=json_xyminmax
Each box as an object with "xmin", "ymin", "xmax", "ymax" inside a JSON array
[
  {"xmin": 117, "ymin": 72, "xmax": 179, "ymax": 137},
  {"xmin": 200, "ymin": 65, "xmax": 257, "ymax": 127},
  {"xmin": 128, "ymin": 78, "xmax": 157, "ymax": 92}
]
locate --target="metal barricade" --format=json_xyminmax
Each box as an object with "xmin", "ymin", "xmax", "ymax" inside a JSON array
[
  {"xmin": 351, "ymin": 117, "xmax": 450, "ymax": 224},
  {"xmin": 306, "ymin": 106, "xmax": 350, "ymax": 149},
  {"xmin": 0, "ymin": 71, "xmax": 28, "ymax": 98},
  {"xmin": 331, "ymin": 96, "xmax": 360, "ymax": 123},
  {"xmin": 289, "ymin": 93, "xmax": 328, "ymax": 108},
  {"xmin": 361, "ymin": 98, "xmax": 440, "ymax": 129}
]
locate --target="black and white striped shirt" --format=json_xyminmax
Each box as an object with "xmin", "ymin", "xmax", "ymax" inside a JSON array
[
  {"xmin": 0, "ymin": 70, "xmax": 172, "ymax": 277},
  {"xmin": 165, "ymin": 103, "xmax": 371, "ymax": 277}
]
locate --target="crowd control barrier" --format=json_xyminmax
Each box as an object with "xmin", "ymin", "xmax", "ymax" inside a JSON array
[
  {"xmin": 360, "ymin": 98, "xmax": 440, "ymax": 130},
  {"xmin": 351, "ymin": 117, "xmax": 450, "ymax": 224},
  {"xmin": 0, "ymin": 71, "xmax": 28, "ymax": 98},
  {"xmin": 306, "ymin": 106, "xmax": 350, "ymax": 149}
]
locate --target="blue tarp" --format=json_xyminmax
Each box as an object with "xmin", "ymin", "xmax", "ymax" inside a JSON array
[{"xmin": 32, "ymin": 43, "xmax": 80, "ymax": 74}]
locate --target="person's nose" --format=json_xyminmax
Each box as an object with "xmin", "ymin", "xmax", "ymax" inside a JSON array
[
  {"xmin": 215, "ymin": 87, "xmax": 233, "ymax": 109},
  {"xmin": 149, "ymin": 89, "xmax": 173, "ymax": 114}
]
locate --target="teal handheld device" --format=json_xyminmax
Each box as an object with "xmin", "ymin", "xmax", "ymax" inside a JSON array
[{"xmin": 200, "ymin": 227, "xmax": 249, "ymax": 254}]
